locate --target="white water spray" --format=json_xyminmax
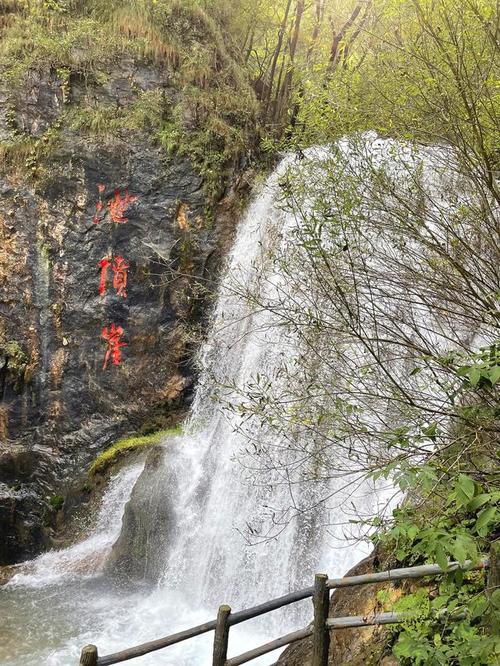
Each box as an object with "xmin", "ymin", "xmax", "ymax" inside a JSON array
[
  {"xmin": 157, "ymin": 149, "xmax": 380, "ymax": 618},
  {"xmin": 6, "ymin": 464, "xmax": 144, "ymax": 589}
]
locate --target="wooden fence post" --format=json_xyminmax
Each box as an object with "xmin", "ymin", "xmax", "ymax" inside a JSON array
[
  {"xmin": 213, "ymin": 604, "xmax": 231, "ymax": 666},
  {"xmin": 312, "ymin": 573, "xmax": 330, "ymax": 666},
  {"xmin": 79, "ymin": 644, "xmax": 98, "ymax": 666}
]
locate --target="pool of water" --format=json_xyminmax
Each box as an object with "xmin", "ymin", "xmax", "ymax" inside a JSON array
[{"xmin": 0, "ymin": 574, "xmax": 292, "ymax": 666}]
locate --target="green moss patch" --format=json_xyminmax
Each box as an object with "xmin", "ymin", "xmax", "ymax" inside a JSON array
[
  {"xmin": 88, "ymin": 425, "xmax": 182, "ymax": 477},
  {"xmin": 49, "ymin": 495, "xmax": 64, "ymax": 511}
]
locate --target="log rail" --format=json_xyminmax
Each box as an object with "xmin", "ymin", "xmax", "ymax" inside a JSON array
[{"xmin": 79, "ymin": 557, "xmax": 491, "ymax": 666}]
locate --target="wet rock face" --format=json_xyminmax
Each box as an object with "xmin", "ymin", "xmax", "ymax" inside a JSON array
[
  {"xmin": 106, "ymin": 446, "xmax": 171, "ymax": 583},
  {"xmin": 0, "ymin": 61, "xmax": 220, "ymax": 564}
]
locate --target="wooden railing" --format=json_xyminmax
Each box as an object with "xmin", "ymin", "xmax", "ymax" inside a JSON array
[{"xmin": 79, "ymin": 558, "xmax": 490, "ymax": 666}]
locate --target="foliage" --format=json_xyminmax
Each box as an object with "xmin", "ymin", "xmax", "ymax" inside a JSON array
[
  {"xmin": 0, "ymin": 338, "xmax": 27, "ymax": 371},
  {"xmin": 2, "ymin": 0, "xmax": 498, "ymax": 173},
  {"xmin": 365, "ymin": 343, "xmax": 500, "ymax": 664},
  {"xmin": 88, "ymin": 425, "xmax": 181, "ymax": 476},
  {"xmin": 373, "ymin": 462, "xmax": 500, "ymax": 663},
  {"xmin": 68, "ymin": 91, "xmax": 166, "ymax": 136},
  {"xmin": 292, "ymin": 0, "xmax": 500, "ymax": 170},
  {"xmin": 456, "ymin": 345, "xmax": 500, "ymax": 389},
  {"xmin": 0, "ymin": 337, "xmax": 29, "ymax": 389},
  {"xmin": 0, "ymin": 123, "xmax": 62, "ymax": 178},
  {"xmin": 390, "ymin": 578, "xmax": 500, "ymax": 664},
  {"xmin": 374, "ymin": 466, "xmax": 499, "ymax": 566}
]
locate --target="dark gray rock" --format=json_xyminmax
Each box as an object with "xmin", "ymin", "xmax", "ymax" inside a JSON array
[
  {"xmin": 0, "ymin": 59, "xmax": 229, "ymax": 564},
  {"xmin": 106, "ymin": 445, "xmax": 171, "ymax": 583}
]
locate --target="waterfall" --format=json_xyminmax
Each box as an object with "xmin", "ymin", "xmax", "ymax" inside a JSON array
[
  {"xmin": 5, "ymin": 464, "xmax": 144, "ymax": 589},
  {"xmin": 1, "ymin": 139, "xmax": 414, "ymax": 666},
  {"xmin": 155, "ymin": 148, "xmax": 381, "ymax": 615}
]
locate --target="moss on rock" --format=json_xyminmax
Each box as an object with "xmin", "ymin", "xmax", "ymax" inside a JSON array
[
  {"xmin": 88, "ymin": 425, "xmax": 182, "ymax": 477},
  {"xmin": 49, "ymin": 494, "xmax": 64, "ymax": 511}
]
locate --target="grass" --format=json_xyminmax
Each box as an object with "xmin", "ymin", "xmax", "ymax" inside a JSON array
[
  {"xmin": 68, "ymin": 89, "xmax": 166, "ymax": 136},
  {"xmin": 88, "ymin": 425, "xmax": 182, "ymax": 476}
]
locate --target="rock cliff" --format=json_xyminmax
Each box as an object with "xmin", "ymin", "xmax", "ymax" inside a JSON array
[{"xmin": 0, "ymin": 0, "xmax": 257, "ymax": 564}]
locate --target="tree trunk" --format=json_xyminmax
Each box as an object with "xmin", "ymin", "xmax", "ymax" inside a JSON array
[
  {"xmin": 307, "ymin": 0, "xmax": 326, "ymax": 67},
  {"xmin": 329, "ymin": 2, "xmax": 367, "ymax": 71},
  {"xmin": 275, "ymin": 0, "xmax": 305, "ymax": 125},
  {"xmin": 263, "ymin": 0, "xmax": 293, "ymax": 119}
]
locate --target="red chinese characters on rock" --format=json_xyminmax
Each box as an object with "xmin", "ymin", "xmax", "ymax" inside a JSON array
[
  {"xmin": 98, "ymin": 256, "xmax": 129, "ymax": 298},
  {"xmin": 112, "ymin": 256, "xmax": 129, "ymax": 298},
  {"xmin": 98, "ymin": 256, "xmax": 111, "ymax": 296},
  {"xmin": 101, "ymin": 323, "xmax": 127, "ymax": 370},
  {"xmin": 93, "ymin": 184, "xmax": 138, "ymax": 225},
  {"xmin": 94, "ymin": 183, "xmax": 137, "ymax": 369},
  {"xmin": 108, "ymin": 189, "xmax": 138, "ymax": 223}
]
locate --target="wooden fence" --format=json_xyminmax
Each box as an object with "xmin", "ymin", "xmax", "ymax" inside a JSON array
[{"xmin": 79, "ymin": 557, "xmax": 491, "ymax": 666}]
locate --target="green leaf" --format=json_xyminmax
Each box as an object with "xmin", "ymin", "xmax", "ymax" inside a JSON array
[
  {"xmin": 422, "ymin": 422, "xmax": 438, "ymax": 438},
  {"xmin": 491, "ymin": 589, "xmax": 500, "ymax": 609},
  {"xmin": 396, "ymin": 548, "xmax": 407, "ymax": 561},
  {"xmin": 475, "ymin": 506, "xmax": 498, "ymax": 535},
  {"xmin": 407, "ymin": 524, "xmax": 419, "ymax": 541},
  {"xmin": 432, "ymin": 595, "xmax": 450, "ymax": 610},
  {"xmin": 454, "ymin": 568, "xmax": 464, "ymax": 587},
  {"xmin": 489, "ymin": 365, "xmax": 500, "ymax": 384},
  {"xmin": 467, "ymin": 493, "xmax": 491, "ymax": 511},
  {"xmin": 469, "ymin": 595, "xmax": 489, "ymax": 620},
  {"xmin": 451, "ymin": 534, "xmax": 476, "ymax": 566},
  {"xmin": 456, "ymin": 474, "xmax": 476, "ymax": 505},
  {"xmin": 469, "ymin": 366, "xmax": 481, "ymax": 386}
]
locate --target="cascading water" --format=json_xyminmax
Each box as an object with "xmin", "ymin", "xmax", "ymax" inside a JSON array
[
  {"xmin": 7, "ymin": 463, "xmax": 144, "ymax": 589},
  {"xmin": 155, "ymin": 148, "xmax": 383, "ymax": 617},
  {"xmin": 0, "ymin": 138, "xmax": 425, "ymax": 666}
]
